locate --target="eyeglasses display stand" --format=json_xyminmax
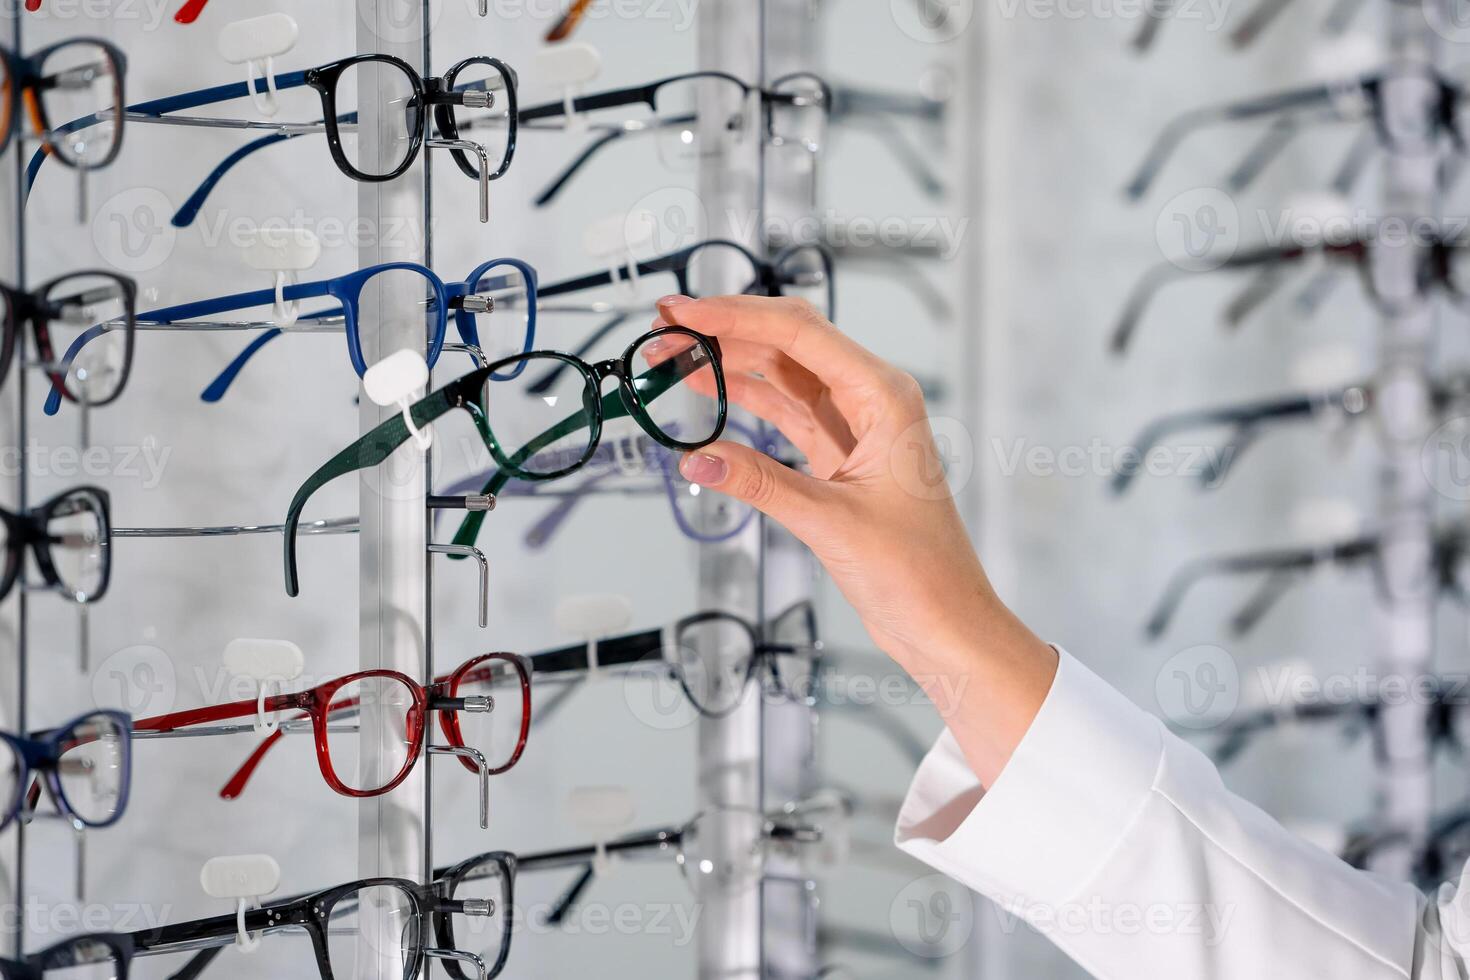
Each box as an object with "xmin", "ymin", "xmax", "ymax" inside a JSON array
[
  {"xmin": 1369, "ymin": 4, "xmax": 1440, "ymax": 880},
  {"xmin": 0, "ymin": 0, "xmax": 852, "ymax": 975}
]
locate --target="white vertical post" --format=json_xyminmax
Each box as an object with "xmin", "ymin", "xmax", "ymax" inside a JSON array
[
  {"xmin": 696, "ymin": 2, "xmax": 765, "ymax": 977},
  {"xmin": 760, "ymin": 0, "xmax": 822, "ymax": 975},
  {"xmin": 1369, "ymin": 10, "xmax": 1439, "ymax": 878},
  {"xmin": 355, "ymin": 0, "xmax": 432, "ymax": 965}
]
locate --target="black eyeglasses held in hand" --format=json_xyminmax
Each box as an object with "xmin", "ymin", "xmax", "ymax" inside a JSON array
[{"xmin": 283, "ymin": 326, "xmax": 727, "ymax": 596}]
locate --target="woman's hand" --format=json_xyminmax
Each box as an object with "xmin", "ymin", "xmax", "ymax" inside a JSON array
[{"xmin": 656, "ymin": 294, "xmax": 1057, "ymax": 786}]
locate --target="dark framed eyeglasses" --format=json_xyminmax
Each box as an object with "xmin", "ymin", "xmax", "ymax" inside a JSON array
[
  {"xmin": 2, "ymin": 272, "xmax": 136, "ymax": 411},
  {"xmin": 1, "ymin": 38, "xmax": 126, "ymax": 169},
  {"xmin": 46, "ymin": 258, "xmax": 539, "ymax": 414},
  {"xmin": 126, "ymin": 876, "xmax": 484, "ymax": 980},
  {"xmin": 0, "ymin": 485, "xmax": 112, "ymax": 605},
  {"xmin": 285, "ymin": 326, "xmax": 727, "ymax": 596},
  {"xmin": 1144, "ymin": 524, "xmax": 1470, "ymax": 639},
  {"xmin": 1, "ymin": 710, "xmax": 131, "ymax": 833},
  {"xmin": 1126, "ymin": 67, "xmax": 1465, "ymax": 200},
  {"xmin": 132, "ymin": 653, "xmax": 532, "ymax": 804},
  {"xmin": 518, "ymin": 70, "xmax": 831, "ymax": 206},
  {"xmin": 28, "ymin": 54, "xmax": 517, "ymax": 222},
  {"xmin": 1112, "ymin": 235, "xmax": 1470, "ymax": 354},
  {"xmin": 1110, "ymin": 380, "xmax": 1375, "ymax": 494},
  {"xmin": 432, "ymin": 794, "xmax": 845, "ymax": 979},
  {"xmin": 524, "ymin": 600, "xmax": 821, "ymax": 718},
  {"xmin": 0, "ymin": 933, "xmax": 136, "ymax": 980}
]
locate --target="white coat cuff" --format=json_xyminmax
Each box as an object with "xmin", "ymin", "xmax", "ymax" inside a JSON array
[{"xmin": 894, "ymin": 647, "xmax": 1164, "ymax": 907}]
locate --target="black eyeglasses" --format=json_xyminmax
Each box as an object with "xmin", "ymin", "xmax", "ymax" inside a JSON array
[
  {"xmin": 1126, "ymin": 67, "xmax": 1465, "ymax": 199},
  {"xmin": 303, "ymin": 54, "xmax": 518, "ymax": 184},
  {"xmin": 524, "ymin": 600, "xmax": 821, "ymax": 718},
  {"xmin": 1, "ymin": 38, "xmax": 126, "ymax": 169},
  {"xmin": 431, "ymin": 795, "xmax": 846, "ymax": 979},
  {"xmin": 524, "ymin": 239, "xmax": 832, "ymax": 394},
  {"xmin": 1111, "ymin": 235, "xmax": 1470, "ymax": 354},
  {"xmin": 518, "ymin": 70, "xmax": 830, "ymax": 206},
  {"xmin": 284, "ymin": 326, "xmax": 726, "ymax": 596},
  {"xmin": 0, "ymin": 933, "xmax": 136, "ymax": 980},
  {"xmin": 2, "ymin": 272, "xmax": 136, "ymax": 409},
  {"xmin": 125, "ymin": 876, "xmax": 487, "ymax": 980},
  {"xmin": 59, "ymin": 54, "xmax": 518, "ymax": 226},
  {"xmin": 1144, "ymin": 524, "xmax": 1470, "ymax": 639},
  {"xmin": 0, "ymin": 486, "xmax": 112, "ymax": 605}
]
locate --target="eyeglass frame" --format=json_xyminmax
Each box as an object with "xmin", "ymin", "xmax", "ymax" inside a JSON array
[
  {"xmin": 131, "ymin": 652, "xmax": 532, "ymax": 800},
  {"xmin": 0, "ymin": 710, "xmax": 132, "ymax": 833},
  {"xmin": 1, "ymin": 38, "xmax": 127, "ymax": 167},
  {"xmin": 283, "ymin": 326, "xmax": 727, "ymax": 596},
  {"xmin": 519, "ymin": 69, "xmax": 831, "ymax": 207},
  {"xmin": 0, "ymin": 485, "xmax": 113, "ymax": 605},
  {"xmin": 2, "ymin": 271, "xmax": 137, "ymax": 413},
  {"xmin": 24, "ymin": 53, "xmax": 518, "ymax": 206},
  {"xmin": 46, "ymin": 258, "xmax": 541, "ymax": 415}
]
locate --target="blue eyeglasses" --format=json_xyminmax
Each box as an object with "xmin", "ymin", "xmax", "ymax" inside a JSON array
[
  {"xmin": 1, "ymin": 711, "xmax": 132, "ymax": 832},
  {"xmin": 44, "ymin": 257, "xmax": 539, "ymax": 415}
]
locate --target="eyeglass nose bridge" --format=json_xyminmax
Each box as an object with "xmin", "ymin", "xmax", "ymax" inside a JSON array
[{"xmin": 590, "ymin": 358, "xmax": 628, "ymax": 383}]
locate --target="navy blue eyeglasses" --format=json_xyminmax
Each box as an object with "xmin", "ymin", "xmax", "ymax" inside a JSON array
[{"xmin": 1, "ymin": 711, "xmax": 132, "ymax": 832}]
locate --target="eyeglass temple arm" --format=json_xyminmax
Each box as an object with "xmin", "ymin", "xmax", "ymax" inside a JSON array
[
  {"xmin": 1124, "ymin": 82, "xmax": 1338, "ymax": 200},
  {"xmin": 546, "ymin": 0, "xmax": 596, "ymax": 41},
  {"xmin": 1144, "ymin": 545, "xmax": 1340, "ymax": 638},
  {"xmin": 40, "ymin": 282, "xmax": 335, "ymax": 414},
  {"xmin": 173, "ymin": 101, "xmax": 409, "ymax": 227},
  {"xmin": 24, "ymin": 70, "xmax": 314, "ymax": 202},
  {"xmin": 1111, "ymin": 392, "xmax": 1319, "ymax": 494},
  {"xmin": 286, "ymin": 390, "xmax": 457, "ymax": 595},
  {"xmin": 1130, "ymin": 0, "xmax": 1175, "ymax": 51},
  {"xmin": 1111, "ymin": 245, "xmax": 1308, "ymax": 354},
  {"xmin": 1231, "ymin": 0, "xmax": 1297, "ymax": 47},
  {"xmin": 531, "ymin": 114, "xmax": 697, "ymax": 207},
  {"xmin": 524, "ymin": 467, "xmax": 617, "ymax": 549},
  {"xmin": 450, "ymin": 344, "xmax": 700, "ymax": 552}
]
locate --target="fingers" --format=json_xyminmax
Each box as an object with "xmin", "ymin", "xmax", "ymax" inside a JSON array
[
  {"xmin": 722, "ymin": 375, "xmax": 850, "ymax": 475},
  {"xmin": 656, "ymin": 294, "xmax": 890, "ymax": 402},
  {"xmin": 679, "ymin": 441, "xmax": 830, "ymax": 538}
]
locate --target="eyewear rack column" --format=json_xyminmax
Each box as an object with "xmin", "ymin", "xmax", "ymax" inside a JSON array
[
  {"xmin": 696, "ymin": 1, "xmax": 766, "ymax": 975},
  {"xmin": 1372, "ymin": 1, "xmax": 1442, "ymax": 877},
  {"xmin": 355, "ymin": 0, "xmax": 435, "ymax": 927},
  {"xmin": 2, "ymin": 5, "xmax": 26, "ymax": 963}
]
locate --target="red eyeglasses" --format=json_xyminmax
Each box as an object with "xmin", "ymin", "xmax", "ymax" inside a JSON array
[{"xmin": 132, "ymin": 653, "xmax": 532, "ymax": 801}]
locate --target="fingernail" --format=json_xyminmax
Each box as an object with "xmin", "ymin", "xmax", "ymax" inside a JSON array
[
  {"xmin": 680, "ymin": 452, "xmax": 727, "ymax": 486},
  {"xmin": 658, "ymin": 294, "xmax": 694, "ymax": 307}
]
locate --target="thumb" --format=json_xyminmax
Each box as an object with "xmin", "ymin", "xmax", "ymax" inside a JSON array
[{"xmin": 679, "ymin": 441, "xmax": 827, "ymax": 533}]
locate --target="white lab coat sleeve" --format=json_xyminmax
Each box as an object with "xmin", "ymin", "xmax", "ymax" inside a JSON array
[{"xmin": 894, "ymin": 648, "xmax": 1470, "ymax": 979}]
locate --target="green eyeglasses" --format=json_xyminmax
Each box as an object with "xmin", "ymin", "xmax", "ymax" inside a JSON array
[{"xmin": 283, "ymin": 325, "xmax": 726, "ymax": 596}]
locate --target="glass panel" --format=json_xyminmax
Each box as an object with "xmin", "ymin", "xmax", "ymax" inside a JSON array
[
  {"xmin": 481, "ymin": 353, "xmax": 599, "ymax": 478},
  {"xmin": 451, "ymin": 658, "xmax": 526, "ymax": 772},
  {"xmin": 652, "ymin": 75, "xmax": 751, "ymax": 171},
  {"xmin": 44, "ymin": 490, "xmax": 107, "ymax": 602},
  {"xmin": 630, "ymin": 331, "xmax": 722, "ymax": 447},
  {"xmin": 325, "ymin": 675, "xmax": 419, "ymax": 794},
  {"xmin": 673, "ymin": 615, "xmax": 753, "ymax": 716},
  {"xmin": 36, "ymin": 41, "xmax": 121, "ymax": 167},
  {"xmin": 55, "ymin": 714, "xmax": 128, "ymax": 826},
  {"xmin": 325, "ymin": 883, "xmax": 420, "ymax": 980},
  {"xmin": 44, "ymin": 274, "xmax": 131, "ymax": 406},
  {"xmin": 337, "ymin": 58, "xmax": 421, "ymax": 177}
]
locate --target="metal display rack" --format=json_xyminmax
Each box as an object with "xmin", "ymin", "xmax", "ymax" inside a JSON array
[{"xmin": 1, "ymin": 1, "xmax": 831, "ymax": 976}]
